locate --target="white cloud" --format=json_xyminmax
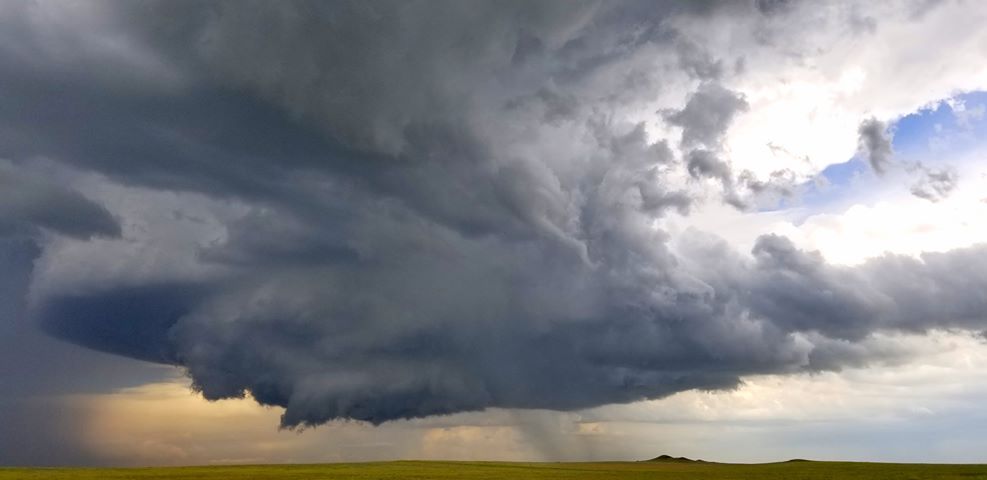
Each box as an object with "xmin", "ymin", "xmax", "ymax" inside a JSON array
[
  {"xmin": 697, "ymin": 1, "xmax": 987, "ymax": 179},
  {"xmin": 778, "ymin": 152, "xmax": 987, "ymax": 265}
]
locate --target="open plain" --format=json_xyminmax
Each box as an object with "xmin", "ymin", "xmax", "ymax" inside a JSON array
[{"xmin": 4, "ymin": 460, "xmax": 987, "ymax": 480}]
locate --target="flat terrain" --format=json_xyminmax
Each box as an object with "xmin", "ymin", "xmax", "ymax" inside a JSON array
[{"xmin": 4, "ymin": 460, "xmax": 987, "ymax": 480}]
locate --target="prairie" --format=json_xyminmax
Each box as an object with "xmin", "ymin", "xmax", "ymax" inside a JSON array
[{"xmin": 4, "ymin": 460, "xmax": 987, "ymax": 480}]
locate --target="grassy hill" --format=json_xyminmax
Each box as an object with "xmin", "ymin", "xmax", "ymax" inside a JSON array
[{"xmin": 3, "ymin": 460, "xmax": 987, "ymax": 479}]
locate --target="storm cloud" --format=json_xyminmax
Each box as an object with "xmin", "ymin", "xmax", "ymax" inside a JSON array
[
  {"xmin": 4, "ymin": 0, "xmax": 987, "ymax": 431},
  {"xmin": 0, "ymin": 162, "xmax": 120, "ymax": 240}
]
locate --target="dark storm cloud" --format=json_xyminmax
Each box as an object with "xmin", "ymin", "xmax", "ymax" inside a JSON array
[
  {"xmin": 0, "ymin": 163, "xmax": 120, "ymax": 240},
  {"xmin": 3, "ymin": 0, "xmax": 987, "ymax": 431},
  {"xmin": 858, "ymin": 117, "xmax": 894, "ymax": 174},
  {"xmin": 39, "ymin": 283, "xmax": 209, "ymax": 364},
  {"xmin": 744, "ymin": 234, "xmax": 987, "ymax": 339},
  {"xmin": 120, "ymin": 0, "xmax": 604, "ymax": 154}
]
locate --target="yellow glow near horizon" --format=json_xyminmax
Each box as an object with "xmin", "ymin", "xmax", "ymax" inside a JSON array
[{"xmin": 63, "ymin": 330, "xmax": 987, "ymax": 466}]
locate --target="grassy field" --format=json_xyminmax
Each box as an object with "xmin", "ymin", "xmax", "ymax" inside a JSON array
[{"xmin": 3, "ymin": 460, "xmax": 987, "ymax": 480}]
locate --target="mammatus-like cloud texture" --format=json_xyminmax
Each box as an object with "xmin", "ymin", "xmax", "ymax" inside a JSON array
[{"xmin": 3, "ymin": 0, "xmax": 987, "ymax": 428}]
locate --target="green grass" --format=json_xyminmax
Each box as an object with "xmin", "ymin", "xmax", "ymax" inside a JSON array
[{"xmin": 3, "ymin": 460, "xmax": 987, "ymax": 479}]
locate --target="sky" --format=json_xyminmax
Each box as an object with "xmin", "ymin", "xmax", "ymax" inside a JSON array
[{"xmin": 2, "ymin": 0, "xmax": 987, "ymax": 467}]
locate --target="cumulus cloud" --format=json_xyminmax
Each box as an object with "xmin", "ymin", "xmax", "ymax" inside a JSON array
[{"xmin": 2, "ymin": 0, "xmax": 987, "ymax": 433}]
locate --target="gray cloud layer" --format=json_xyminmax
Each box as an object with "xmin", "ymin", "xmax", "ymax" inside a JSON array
[
  {"xmin": 2, "ymin": 0, "xmax": 986, "ymax": 430},
  {"xmin": 0, "ymin": 162, "xmax": 120, "ymax": 240}
]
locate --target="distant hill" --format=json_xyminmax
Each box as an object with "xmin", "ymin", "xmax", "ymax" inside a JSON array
[
  {"xmin": 647, "ymin": 455, "xmax": 706, "ymax": 463},
  {"xmin": 646, "ymin": 455, "xmax": 816, "ymax": 464}
]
